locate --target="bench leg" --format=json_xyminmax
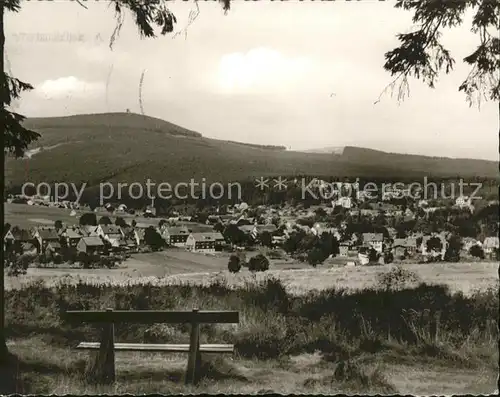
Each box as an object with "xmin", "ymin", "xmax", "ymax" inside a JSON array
[
  {"xmin": 186, "ymin": 315, "xmax": 201, "ymax": 385},
  {"xmin": 92, "ymin": 316, "xmax": 115, "ymax": 384}
]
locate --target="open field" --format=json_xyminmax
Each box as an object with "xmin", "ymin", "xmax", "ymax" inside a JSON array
[{"xmin": 6, "ymin": 252, "xmax": 498, "ymax": 296}]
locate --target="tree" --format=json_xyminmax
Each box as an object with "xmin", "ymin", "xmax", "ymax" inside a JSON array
[
  {"xmin": 248, "ymin": 254, "xmax": 270, "ymax": 272},
  {"xmin": 195, "ymin": 211, "xmax": 210, "ymax": 225},
  {"xmin": 213, "ymin": 222, "xmax": 224, "ymax": 233},
  {"xmin": 114, "ymin": 217, "xmax": 128, "ymax": 227},
  {"xmin": 444, "ymin": 234, "xmax": 462, "ymax": 262},
  {"xmin": 79, "ymin": 212, "xmax": 97, "ymax": 226},
  {"xmin": 426, "ymin": 236, "xmax": 443, "ymax": 253},
  {"xmin": 319, "ymin": 232, "xmax": 340, "ymax": 258},
  {"xmin": 99, "ymin": 216, "xmax": 112, "ymax": 225},
  {"xmin": 382, "ymin": 0, "xmax": 499, "ymax": 109},
  {"xmin": 314, "ymin": 207, "xmax": 327, "ymax": 219},
  {"xmin": 283, "ymin": 230, "xmax": 305, "ymax": 254},
  {"xmin": 307, "ymin": 247, "xmax": 328, "ymax": 267},
  {"xmin": 368, "ymin": 248, "xmax": 380, "ymax": 264},
  {"xmin": 228, "ymin": 254, "xmax": 242, "ymax": 273},
  {"xmin": 144, "ymin": 226, "xmax": 165, "ymax": 251},
  {"xmin": 259, "ymin": 231, "xmax": 273, "ymax": 248},
  {"xmin": 469, "ymin": 244, "xmax": 485, "ymax": 259},
  {"xmin": 223, "ymin": 224, "xmax": 247, "ymax": 246}
]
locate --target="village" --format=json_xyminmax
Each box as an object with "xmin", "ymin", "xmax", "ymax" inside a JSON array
[{"xmin": 4, "ymin": 180, "xmax": 499, "ymax": 274}]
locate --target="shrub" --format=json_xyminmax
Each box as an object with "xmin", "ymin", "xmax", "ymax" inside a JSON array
[
  {"xmin": 228, "ymin": 254, "xmax": 242, "ymax": 273},
  {"xmin": 267, "ymin": 249, "xmax": 284, "ymax": 260},
  {"xmin": 6, "ymin": 253, "xmax": 35, "ymax": 276},
  {"xmin": 307, "ymin": 247, "xmax": 327, "ymax": 267},
  {"xmin": 79, "ymin": 212, "xmax": 97, "ymax": 226},
  {"xmin": 444, "ymin": 234, "xmax": 461, "ymax": 262},
  {"xmin": 368, "ymin": 248, "xmax": 380, "ymax": 264},
  {"xmin": 469, "ymin": 244, "xmax": 485, "ymax": 259},
  {"xmin": 376, "ymin": 266, "xmax": 421, "ymax": 291},
  {"xmin": 248, "ymin": 254, "xmax": 270, "ymax": 272}
]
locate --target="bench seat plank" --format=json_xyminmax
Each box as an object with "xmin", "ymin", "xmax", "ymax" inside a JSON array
[{"xmin": 76, "ymin": 342, "xmax": 234, "ymax": 353}]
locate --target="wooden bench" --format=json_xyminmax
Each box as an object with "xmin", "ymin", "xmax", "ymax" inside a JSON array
[{"xmin": 63, "ymin": 308, "xmax": 239, "ymax": 385}]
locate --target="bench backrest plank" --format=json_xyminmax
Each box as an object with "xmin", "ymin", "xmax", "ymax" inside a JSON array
[{"xmin": 64, "ymin": 310, "xmax": 239, "ymax": 324}]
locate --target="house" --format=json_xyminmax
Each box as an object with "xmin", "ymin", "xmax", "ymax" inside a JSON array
[
  {"xmin": 312, "ymin": 223, "xmax": 339, "ymax": 239},
  {"xmin": 362, "ymin": 233, "xmax": 383, "ymax": 253},
  {"xmin": 76, "ymin": 236, "xmax": 105, "ymax": 255},
  {"xmin": 253, "ymin": 224, "xmax": 278, "ymax": 241},
  {"xmin": 333, "ymin": 197, "xmax": 352, "ymax": 209},
  {"xmin": 20, "ymin": 242, "xmax": 37, "ymax": 256},
  {"xmin": 79, "ymin": 225, "xmax": 99, "ymax": 237},
  {"xmin": 405, "ymin": 237, "xmax": 418, "ymax": 255},
  {"xmin": 386, "ymin": 227, "xmax": 398, "ymax": 240},
  {"xmin": 272, "ymin": 235, "xmax": 286, "ymax": 246},
  {"xmin": 185, "ymin": 232, "xmax": 225, "ymax": 253},
  {"xmin": 60, "ymin": 226, "xmax": 84, "ymax": 248},
  {"xmin": 120, "ymin": 226, "xmax": 140, "ymax": 247},
  {"xmin": 360, "ymin": 209, "xmax": 380, "ymax": 218},
  {"xmin": 45, "ymin": 241, "xmax": 62, "ymax": 257},
  {"xmin": 165, "ymin": 226, "xmax": 190, "ymax": 247},
  {"xmin": 339, "ymin": 242, "xmax": 350, "ymax": 257},
  {"xmin": 32, "ymin": 227, "xmax": 61, "ymax": 254},
  {"xmin": 455, "ymin": 196, "xmax": 471, "ymax": 208},
  {"xmin": 96, "ymin": 225, "xmax": 124, "ymax": 248},
  {"xmin": 135, "ymin": 228, "xmax": 146, "ymax": 246},
  {"xmin": 238, "ymin": 225, "xmax": 256, "ymax": 238},
  {"xmin": 392, "ymin": 238, "xmax": 409, "ymax": 258},
  {"xmin": 483, "ymin": 237, "xmax": 499, "ymax": 258},
  {"xmin": 462, "ymin": 237, "xmax": 481, "ymax": 253},
  {"xmin": 4, "ymin": 229, "xmax": 35, "ymax": 254}
]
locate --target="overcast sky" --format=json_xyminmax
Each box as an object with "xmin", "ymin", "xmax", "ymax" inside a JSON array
[{"xmin": 5, "ymin": 0, "xmax": 499, "ymax": 160}]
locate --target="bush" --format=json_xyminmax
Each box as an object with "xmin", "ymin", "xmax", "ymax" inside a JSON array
[
  {"xmin": 267, "ymin": 249, "xmax": 284, "ymax": 260},
  {"xmin": 99, "ymin": 256, "xmax": 116, "ymax": 268},
  {"xmin": 469, "ymin": 244, "xmax": 485, "ymax": 259},
  {"xmin": 376, "ymin": 266, "xmax": 421, "ymax": 291},
  {"xmin": 248, "ymin": 254, "xmax": 270, "ymax": 272},
  {"xmin": 6, "ymin": 253, "xmax": 36, "ymax": 276},
  {"xmin": 307, "ymin": 247, "xmax": 327, "ymax": 267},
  {"xmin": 228, "ymin": 254, "xmax": 242, "ymax": 273}
]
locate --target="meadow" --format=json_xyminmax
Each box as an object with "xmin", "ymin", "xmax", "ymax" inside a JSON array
[
  {"xmin": 4, "ymin": 203, "xmax": 214, "ymax": 230},
  {"xmin": 1, "ymin": 270, "xmax": 498, "ymax": 395}
]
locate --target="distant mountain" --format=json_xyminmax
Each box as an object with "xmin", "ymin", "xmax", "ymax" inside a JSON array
[{"xmin": 5, "ymin": 113, "xmax": 498, "ymax": 195}]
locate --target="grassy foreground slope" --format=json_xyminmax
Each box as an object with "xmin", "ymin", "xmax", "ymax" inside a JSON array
[
  {"xmin": 1, "ymin": 276, "xmax": 498, "ymax": 394},
  {"xmin": 5, "ymin": 112, "xmax": 498, "ymax": 190}
]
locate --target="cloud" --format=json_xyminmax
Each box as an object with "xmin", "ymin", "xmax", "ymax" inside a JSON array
[
  {"xmin": 35, "ymin": 76, "xmax": 105, "ymax": 99},
  {"xmin": 215, "ymin": 47, "xmax": 313, "ymax": 94}
]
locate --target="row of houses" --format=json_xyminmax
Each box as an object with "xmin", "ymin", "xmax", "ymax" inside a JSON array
[{"xmin": 3, "ymin": 223, "xmax": 229, "ymax": 256}]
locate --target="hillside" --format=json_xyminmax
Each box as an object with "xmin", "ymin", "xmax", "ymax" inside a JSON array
[{"xmin": 5, "ymin": 113, "xmax": 498, "ymax": 193}]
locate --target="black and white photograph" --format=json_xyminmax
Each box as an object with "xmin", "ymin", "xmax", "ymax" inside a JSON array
[{"xmin": 1, "ymin": 0, "xmax": 499, "ymax": 394}]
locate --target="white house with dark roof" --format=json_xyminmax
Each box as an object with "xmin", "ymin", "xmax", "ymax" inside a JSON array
[
  {"xmin": 185, "ymin": 232, "xmax": 225, "ymax": 253},
  {"xmin": 483, "ymin": 237, "xmax": 499, "ymax": 258},
  {"xmin": 165, "ymin": 226, "xmax": 190, "ymax": 247}
]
